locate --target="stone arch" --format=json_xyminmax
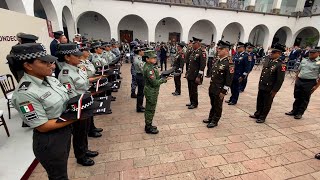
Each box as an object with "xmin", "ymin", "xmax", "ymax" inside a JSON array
[
  {"xmin": 155, "ymin": 17, "xmax": 182, "ymax": 43},
  {"xmin": 188, "ymin": 19, "xmax": 217, "ymax": 44},
  {"xmin": 77, "ymin": 11, "xmax": 111, "ymax": 41},
  {"xmin": 117, "ymin": 14, "xmax": 149, "ymax": 43},
  {"xmin": 0, "ymin": 0, "xmax": 26, "ymax": 13},
  {"xmin": 62, "ymin": 6, "xmax": 75, "ymax": 42},
  {"xmin": 34, "ymin": 0, "xmax": 59, "ymax": 30},
  {"xmin": 248, "ymin": 24, "xmax": 270, "ymax": 49},
  {"xmin": 293, "ymin": 26, "xmax": 319, "ymax": 47},
  {"xmin": 272, "ymin": 26, "xmax": 293, "ymax": 46},
  {"xmin": 222, "ymin": 22, "xmax": 245, "ymax": 45}
]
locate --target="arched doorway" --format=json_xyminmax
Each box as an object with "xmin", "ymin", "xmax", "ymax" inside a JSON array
[
  {"xmin": 0, "ymin": 0, "xmax": 25, "ymax": 13},
  {"xmin": 293, "ymin": 27, "xmax": 319, "ymax": 47},
  {"xmin": 77, "ymin": 11, "xmax": 111, "ymax": 41},
  {"xmin": 272, "ymin": 26, "xmax": 292, "ymax": 46},
  {"xmin": 155, "ymin": 17, "xmax": 182, "ymax": 43},
  {"xmin": 188, "ymin": 20, "xmax": 217, "ymax": 44},
  {"xmin": 118, "ymin": 14, "xmax": 148, "ymax": 43},
  {"xmin": 33, "ymin": 0, "xmax": 59, "ymax": 30},
  {"xmin": 0, "ymin": 0, "xmax": 8, "ymax": 10},
  {"xmin": 248, "ymin": 24, "xmax": 269, "ymax": 48},
  {"xmin": 62, "ymin": 6, "xmax": 75, "ymax": 42},
  {"xmin": 222, "ymin": 22, "xmax": 245, "ymax": 45}
]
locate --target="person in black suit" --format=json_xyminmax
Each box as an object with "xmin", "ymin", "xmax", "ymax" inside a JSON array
[
  {"xmin": 50, "ymin": 31, "xmax": 64, "ymax": 78},
  {"xmin": 301, "ymin": 46, "xmax": 311, "ymax": 59},
  {"xmin": 289, "ymin": 45, "xmax": 301, "ymax": 61}
]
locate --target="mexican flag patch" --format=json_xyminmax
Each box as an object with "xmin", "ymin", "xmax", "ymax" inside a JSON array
[
  {"xmin": 20, "ymin": 104, "xmax": 34, "ymax": 114},
  {"xmin": 64, "ymin": 83, "xmax": 71, "ymax": 90}
]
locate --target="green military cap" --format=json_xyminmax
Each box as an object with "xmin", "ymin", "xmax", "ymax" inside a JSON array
[{"xmin": 144, "ymin": 50, "xmax": 157, "ymax": 58}]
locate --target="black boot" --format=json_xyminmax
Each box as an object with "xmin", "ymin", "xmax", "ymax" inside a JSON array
[
  {"xmin": 207, "ymin": 121, "xmax": 218, "ymax": 128},
  {"xmin": 77, "ymin": 157, "xmax": 95, "ymax": 166},
  {"xmin": 145, "ymin": 125, "xmax": 159, "ymax": 134},
  {"xmin": 86, "ymin": 150, "xmax": 99, "ymax": 157}
]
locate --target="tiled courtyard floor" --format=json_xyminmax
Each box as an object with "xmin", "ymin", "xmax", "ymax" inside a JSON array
[{"xmin": 29, "ymin": 63, "xmax": 320, "ymax": 180}]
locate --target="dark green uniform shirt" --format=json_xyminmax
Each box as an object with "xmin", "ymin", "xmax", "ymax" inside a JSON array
[
  {"xmin": 259, "ymin": 58, "xmax": 286, "ymax": 92},
  {"xmin": 210, "ymin": 56, "xmax": 234, "ymax": 95},
  {"xmin": 143, "ymin": 63, "xmax": 166, "ymax": 90}
]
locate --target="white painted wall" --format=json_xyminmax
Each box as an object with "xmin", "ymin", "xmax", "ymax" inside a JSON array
[
  {"xmin": 188, "ymin": 20, "xmax": 215, "ymax": 44},
  {"xmin": 77, "ymin": 12, "xmax": 111, "ymax": 41},
  {"xmin": 118, "ymin": 15, "xmax": 148, "ymax": 41},
  {"xmin": 155, "ymin": 17, "xmax": 182, "ymax": 43}
]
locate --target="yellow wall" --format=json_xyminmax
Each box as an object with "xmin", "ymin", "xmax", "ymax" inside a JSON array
[{"xmin": 0, "ymin": 8, "xmax": 53, "ymax": 97}]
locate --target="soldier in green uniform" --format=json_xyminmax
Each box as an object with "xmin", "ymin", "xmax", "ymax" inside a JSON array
[
  {"xmin": 11, "ymin": 43, "xmax": 77, "ymax": 179},
  {"xmin": 143, "ymin": 50, "xmax": 168, "ymax": 134},
  {"xmin": 185, "ymin": 37, "xmax": 207, "ymax": 109},
  {"xmin": 90, "ymin": 42, "xmax": 107, "ymax": 68},
  {"xmin": 249, "ymin": 43, "xmax": 287, "ymax": 123},
  {"xmin": 57, "ymin": 44, "xmax": 98, "ymax": 166},
  {"xmin": 285, "ymin": 47, "xmax": 320, "ymax": 119},
  {"xmin": 133, "ymin": 46, "xmax": 146, "ymax": 112},
  {"xmin": 101, "ymin": 42, "xmax": 116, "ymax": 65},
  {"xmin": 172, "ymin": 42, "xmax": 185, "ymax": 96},
  {"xmin": 203, "ymin": 41, "xmax": 234, "ymax": 128}
]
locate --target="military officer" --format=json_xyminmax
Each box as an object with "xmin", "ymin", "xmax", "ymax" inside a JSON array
[
  {"xmin": 226, "ymin": 42, "xmax": 250, "ymax": 105},
  {"xmin": 185, "ymin": 37, "xmax": 206, "ymax": 109},
  {"xmin": 90, "ymin": 42, "xmax": 108, "ymax": 68},
  {"xmin": 240, "ymin": 42, "xmax": 256, "ymax": 92},
  {"xmin": 143, "ymin": 50, "xmax": 168, "ymax": 134},
  {"xmin": 285, "ymin": 47, "xmax": 320, "ymax": 119},
  {"xmin": 133, "ymin": 46, "xmax": 146, "ymax": 112},
  {"xmin": 249, "ymin": 43, "xmax": 286, "ymax": 123},
  {"xmin": 78, "ymin": 44, "xmax": 103, "ymax": 137},
  {"xmin": 102, "ymin": 43, "xmax": 116, "ymax": 65},
  {"xmin": 11, "ymin": 43, "xmax": 76, "ymax": 179},
  {"xmin": 203, "ymin": 41, "xmax": 234, "ymax": 128},
  {"xmin": 57, "ymin": 43, "xmax": 98, "ymax": 166},
  {"xmin": 184, "ymin": 40, "xmax": 193, "ymax": 77},
  {"xmin": 172, "ymin": 42, "xmax": 185, "ymax": 96}
]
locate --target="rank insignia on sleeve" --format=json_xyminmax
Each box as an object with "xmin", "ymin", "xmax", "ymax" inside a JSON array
[
  {"xmin": 18, "ymin": 82, "xmax": 31, "ymax": 91},
  {"xmin": 19, "ymin": 103, "xmax": 39, "ymax": 122},
  {"xmin": 62, "ymin": 69, "xmax": 69, "ymax": 75},
  {"xmin": 281, "ymin": 64, "xmax": 286, "ymax": 72}
]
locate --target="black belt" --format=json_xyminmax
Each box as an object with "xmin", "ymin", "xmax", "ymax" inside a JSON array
[{"xmin": 298, "ymin": 78, "xmax": 317, "ymax": 82}]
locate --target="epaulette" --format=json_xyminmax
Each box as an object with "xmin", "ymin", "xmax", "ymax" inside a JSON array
[
  {"xmin": 62, "ymin": 69, "xmax": 69, "ymax": 75},
  {"xmin": 18, "ymin": 82, "xmax": 31, "ymax": 91}
]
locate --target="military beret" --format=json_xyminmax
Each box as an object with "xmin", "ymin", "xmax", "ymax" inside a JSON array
[
  {"xmin": 11, "ymin": 43, "xmax": 57, "ymax": 62},
  {"xmin": 192, "ymin": 37, "xmax": 202, "ymax": 42},
  {"xmin": 271, "ymin": 43, "xmax": 286, "ymax": 52},
  {"xmin": 17, "ymin": 33, "xmax": 39, "ymax": 43},
  {"xmin": 58, "ymin": 93, "xmax": 94, "ymax": 121},
  {"xmin": 217, "ymin": 40, "xmax": 232, "ymax": 49},
  {"xmin": 57, "ymin": 43, "xmax": 83, "ymax": 56},
  {"xmin": 237, "ymin": 42, "xmax": 246, "ymax": 48}
]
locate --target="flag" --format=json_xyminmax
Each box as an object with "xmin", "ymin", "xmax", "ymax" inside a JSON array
[{"xmin": 20, "ymin": 104, "xmax": 34, "ymax": 114}]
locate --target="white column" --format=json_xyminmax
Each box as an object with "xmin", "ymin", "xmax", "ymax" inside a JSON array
[
  {"xmin": 271, "ymin": 0, "xmax": 283, "ymax": 13},
  {"xmin": 295, "ymin": 0, "xmax": 305, "ymax": 12},
  {"xmin": 148, "ymin": 24, "xmax": 156, "ymax": 43},
  {"xmin": 110, "ymin": 24, "xmax": 118, "ymax": 41}
]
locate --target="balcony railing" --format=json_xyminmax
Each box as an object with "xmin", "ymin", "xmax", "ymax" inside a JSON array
[{"xmin": 120, "ymin": 0, "xmax": 320, "ymax": 17}]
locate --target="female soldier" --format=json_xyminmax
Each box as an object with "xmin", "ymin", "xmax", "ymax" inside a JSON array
[
  {"xmin": 57, "ymin": 43, "xmax": 98, "ymax": 166},
  {"xmin": 90, "ymin": 42, "xmax": 108, "ymax": 68},
  {"xmin": 78, "ymin": 45, "xmax": 103, "ymax": 137},
  {"xmin": 11, "ymin": 43, "xmax": 76, "ymax": 179}
]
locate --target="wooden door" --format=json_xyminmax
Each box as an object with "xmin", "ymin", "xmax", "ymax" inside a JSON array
[
  {"xmin": 120, "ymin": 30, "xmax": 133, "ymax": 43},
  {"xmin": 169, "ymin": 32, "xmax": 181, "ymax": 42}
]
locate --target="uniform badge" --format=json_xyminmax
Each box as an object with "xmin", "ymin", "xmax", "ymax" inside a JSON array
[
  {"xmin": 281, "ymin": 64, "xmax": 286, "ymax": 72},
  {"xmin": 19, "ymin": 102, "xmax": 38, "ymax": 122},
  {"xmin": 96, "ymin": 61, "xmax": 101, "ymax": 66},
  {"xmin": 40, "ymin": 91, "xmax": 51, "ymax": 100},
  {"xmin": 62, "ymin": 69, "xmax": 69, "ymax": 75},
  {"xmin": 149, "ymin": 70, "xmax": 154, "ymax": 79},
  {"xmin": 18, "ymin": 82, "xmax": 31, "ymax": 91},
  {"xmin": 219, "ymin": 65, "xmax": 225, "ymax": 70},
  {"xmin": 63, "ymin": 83, "xmax": 72, "ymax": 93},
  {"xmin": 229, "ymin": 65, "xmax": 235, "ymax": 73},
  {"xmin": 80, "ymin": 66, "xmax": 86, "ymax": 71}
]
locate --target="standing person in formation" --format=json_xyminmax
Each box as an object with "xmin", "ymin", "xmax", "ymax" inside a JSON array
[
  {"xmin": 172, "ymin": 42, "xmax": 185, "ymax": 96},
  {"xmin": 203, "ymin": 41, "xmax": 234, "ymax": 128},
  {"xmin": 240, "ymin": 42, "xmax": 256, "ymax": 92},
  {"xmin": 184, "ymin": 40, "xmax": 193, "ymax": 77},
  {"xmin": 143, "ymin": 50, "xmax": 168, "ymax": 134},
  {"xmin": 285, "ymin": 47, "xmax": 320, "ymax": 119},
  {"xmin": 249, "ymin": 43, "xmax": 287, "ymax": 123},
  {"xmin": 206, "ymin": 42, "xmax": 216, "ymax": 78},
  {"xmin": 225, "ymin": 42, "xmax": 250, "ymax": 105},
  {"xmin": 57, "ymin": 44, "xmax": 99, "ymax": 166},
  {"xmin": 185, "ymin": 37, "xmax": 207, "ymax": 109},
  {"xmin": 11, "ymin": 43, "xmax": 77, "ymax": 179},
  {"xmin": 133, "ymin": 46, "xmax": 146, "ymax": 112}
]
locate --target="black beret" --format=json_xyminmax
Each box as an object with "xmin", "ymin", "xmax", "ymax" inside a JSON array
[
  {"xmin": 11, "ymin": 43, "xmax": 57, "ymax": 62},
  {"xmin": 18, "ymin": 33, "xmax": 39, "ymax": 43},
  {"xmin": 57, "ymin": 43, "xmax": 83, "ymax": 56}
]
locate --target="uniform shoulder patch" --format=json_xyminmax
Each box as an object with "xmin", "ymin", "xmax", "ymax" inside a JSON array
[
  {"xmin": 19, "ymin": 102, "xmax": 39, "ymax": 122},
  {"xmin": 18, "ymin": 82, "xmax": 31, "ymax": 91},
  {"xmin": 281, "ymin": 64, "xmax": 286, "ymax": 72},
  {"xmin": 62, "ymin": 69, "xmax": 69, "ymax": 75}
]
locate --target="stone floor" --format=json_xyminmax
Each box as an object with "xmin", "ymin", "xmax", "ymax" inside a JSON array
[{"xmin": 29, "ymin": 63, "xmax": 320, "ymax": 180}]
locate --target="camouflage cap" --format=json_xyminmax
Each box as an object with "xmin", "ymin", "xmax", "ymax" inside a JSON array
[{"xmin": 144, "ymin": 50, "xmax": 157, "ymax": 58}]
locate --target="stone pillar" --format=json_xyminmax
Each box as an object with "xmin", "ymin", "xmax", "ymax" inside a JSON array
[
  {"xmin": 219, "ymin": 0, "xmax": 227, "ymax": 8},
  {"xmin": 245, "ymin": 0, "xmax": 256, "ymax": 11},
  {"xmin": 292, "ymin": 0, "xmax": 305, "ymax": 16},
  {"xmin": 271, "ymin": 0, "xmax": 282, "ymax": 14}
]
